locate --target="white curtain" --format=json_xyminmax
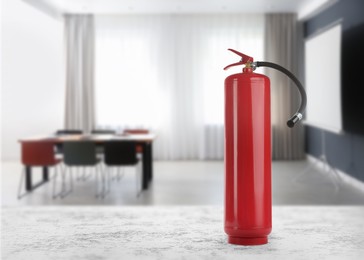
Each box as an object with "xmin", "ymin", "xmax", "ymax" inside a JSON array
[
  {"xmin": 64, "ymin": 15, "xmax": 95, "ymax": 133},
  {"xmin": 95, "ymin": 14, "xmax": 264, "ymax": 160},
  {"xmin": 264, "ymin": 14, "xmax": 305, "ymax": 159}
]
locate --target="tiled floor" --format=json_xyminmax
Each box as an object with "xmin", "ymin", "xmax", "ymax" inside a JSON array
[{"xmin": 1, "ymin": 160, "xmax": 364, "ymax": 206}]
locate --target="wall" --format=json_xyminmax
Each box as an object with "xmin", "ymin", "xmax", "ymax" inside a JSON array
[
  {"xmin": 1, "ymin": 0, "xmax": 65, "ymax": 160},
  {"xmin": 304, "ymin": 0, "xmax": 364, "ymax": 182}
]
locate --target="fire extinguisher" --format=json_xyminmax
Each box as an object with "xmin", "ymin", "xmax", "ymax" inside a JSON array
[{"xmin": 224, "ymin": 49, "xmax": 307, "ymax": 246}]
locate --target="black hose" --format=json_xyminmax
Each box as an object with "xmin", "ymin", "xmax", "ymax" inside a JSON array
[{"xmin": 255, "ymin": 61, "xmax": 307, "ymax": 128}]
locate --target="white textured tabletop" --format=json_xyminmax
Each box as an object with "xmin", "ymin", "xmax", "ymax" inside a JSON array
[{"xmin": 2, "ymin": 206, "xmax": 364, "ymax": 260}]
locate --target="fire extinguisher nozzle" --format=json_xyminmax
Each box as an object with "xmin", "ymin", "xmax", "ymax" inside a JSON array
[
  {"xmin": 287, "ymin": 113, "xmax": 303, "ymax": 128},
  {"xmin": 287, "ymin": 120, "xmax": 295, "ymax": 128},
  {"xmin": 255, "ymin": 61, "xmax": 307, "ymax": 128}
]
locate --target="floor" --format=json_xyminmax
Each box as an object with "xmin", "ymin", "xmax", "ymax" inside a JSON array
[{"xmin": 1, "ymin": 160, "xmax": 364, "ymax": 206}]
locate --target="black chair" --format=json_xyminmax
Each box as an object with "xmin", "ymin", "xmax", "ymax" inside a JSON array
[
  {"xmin": 56, "ymin": 130, "xmax": 83, "ymax": 135},
  {"xmin": 60, "ymin": 141, "xmax": 105, "ymax": 198},
  {"xmin": 104, "ymin": 141, "xmax": 142, "ymax": 196},
  {"xmin": 91, "ymin": 129, "xmax": 116, "ymax": 135},
  {"xmin": 91, "ymin": 130, "xmax": 116, "ymax": 154}
]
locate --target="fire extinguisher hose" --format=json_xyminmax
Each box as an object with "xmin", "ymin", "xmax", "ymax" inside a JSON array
[{"xmin": 254, "ymin": 61, "xmax": 307, "ymax": 128}]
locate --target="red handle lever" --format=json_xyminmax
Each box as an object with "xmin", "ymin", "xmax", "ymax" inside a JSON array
[{"xmin": 224, "ymin": 49, "xmax": 254, "ymax": 70}]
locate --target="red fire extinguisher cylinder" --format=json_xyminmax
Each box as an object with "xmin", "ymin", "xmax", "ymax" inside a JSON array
[
  {"xmin": 223, "ymin": 49, "xmax": 306, "ymax": 246},
  {"xmin": 224, "ymin": 64, "xmax": 272, "ymax": 246}
]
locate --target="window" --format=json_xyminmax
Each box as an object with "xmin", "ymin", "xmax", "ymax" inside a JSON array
[{"xmin": 95, "ymin": 14, "xmax": 264, "ymax": 159}]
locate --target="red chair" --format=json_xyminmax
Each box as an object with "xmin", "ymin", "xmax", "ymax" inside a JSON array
[{"xmin": 19, "ymin": 141, "xmax": 62, "ymax": 199}]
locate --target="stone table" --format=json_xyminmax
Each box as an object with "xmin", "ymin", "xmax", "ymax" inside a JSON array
[{"xmin": 2, "ymin": 206, "xmax": 364, "ymax": 259}]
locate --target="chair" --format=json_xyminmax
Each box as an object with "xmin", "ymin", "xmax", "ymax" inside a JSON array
[
  {"xmin": 123, "ymin": 129, "xmax": 149, "ymax": 153},
  {"xmin": 62, "ymin": 141, "xmax": 105, "ymax": 198},
  {"xmin": 56, "ymin": 129, "xmax": 83, "ymax": 135},
  {"xmin": 123, "ymin": 129, "xmax": 149, "ymax": 135},
  {"xmin": 91, "ymin": 129, "xmax": 116, "ymax": 155},
  {"xmin": 19, "ymin": 141, "xmax": 62, "ymax": 199},
  {"xmin": 104, "ymin": 141, "xmax": 142, "ymax": 196},
  {"xmin": 55, "ymin": 130, "xmax": 83, "ymax": 154},
  {"xmin": 91, "ymin": 129, "xmax": 116, "ymax": 135}
]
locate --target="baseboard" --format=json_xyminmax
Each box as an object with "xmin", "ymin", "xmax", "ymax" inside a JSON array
[{"xmin": 307, "ymin": 155, "xmax": 364, "ymax": 193}]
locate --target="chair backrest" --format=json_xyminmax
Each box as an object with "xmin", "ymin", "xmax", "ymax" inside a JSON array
[
  {"xmin": 56, "ymin": 129, "xmax": 83, "ymax": 135},
  {"xmin": 104, "ymin": 141, "xmax": 138, "ymax": 166},
  {"xmin": 63, "ymin": 141, "xmax": 98, "ymax": 166},
  {"xmin": 21, "ymin": 141, "xmax": 57, "ymax": 166},
  {"xmin": 91, "ymin": 129, "xmax": 116, "ymax": 135},
  {"xmin": 123, "ymin": 129, "xmax": 149, "ymax": 135}
]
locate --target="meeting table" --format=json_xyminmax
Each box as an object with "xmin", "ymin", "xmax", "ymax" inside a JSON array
[{"xmin": 18, "ymin": 133, "xmax": 157, "ymax": 193}]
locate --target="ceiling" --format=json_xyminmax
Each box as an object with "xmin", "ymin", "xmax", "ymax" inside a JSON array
[{"xmin": 23, "ymin": 0, "xmax": 336, "ymax": 20}]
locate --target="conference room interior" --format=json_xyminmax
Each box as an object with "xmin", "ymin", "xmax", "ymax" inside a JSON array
[{"xmin": 2, "ymin": 0, "xmax": 364, "ymax": 208}]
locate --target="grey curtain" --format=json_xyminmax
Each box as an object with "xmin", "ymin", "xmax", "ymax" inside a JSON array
[
  {"xmin": 64, "ymin": 15, "xmax": 95, "ymax": 133},
  {"xmin": 265, "ymin": 14, "xmax": 305, "ymax": 160}
]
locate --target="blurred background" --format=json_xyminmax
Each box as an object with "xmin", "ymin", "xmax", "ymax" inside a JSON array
[{"xmin": 1, "ymin": 0, "xmax": 364, "ymax": 206}]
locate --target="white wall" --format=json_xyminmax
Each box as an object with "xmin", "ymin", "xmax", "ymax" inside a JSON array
[{"xmin": 1, "ymin": 0, "xmax": 65, "ymax": 160}]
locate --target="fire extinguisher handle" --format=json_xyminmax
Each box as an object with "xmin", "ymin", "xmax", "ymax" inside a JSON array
[
  {"xmin": 254, "ymin": 61, "xmax": 307, "ymax": 128},
  {"xmin": 224, "ymin": 49, "xmax": 254, "ymax": 70}
]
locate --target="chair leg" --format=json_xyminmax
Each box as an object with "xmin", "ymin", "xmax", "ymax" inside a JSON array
[
  {"xmin": 50, "ymin": 166, "xmax": 57, "ymax": 181},
  {"xmin": 108, "ymin": 166, "xmax": 112, "ymax": 192},
  {"xmin": 105, "ymin": 166, "xmax": 110, "ymax": 197},
  {"xmin": 95, "ymin": 164, "xmax": 104, "ymax": 198},
  {"xmin": 112, "ymin": 167, "xmax": 124, "ymax": 182},
  {"xmin": 59, "ymin": 165, "xmax": 72, "ymax": 198},
  {"xmin": 95, "ymin": 165, "xmax": 99, "ymax": 198},
  {"xmin": 17, "ymin": 167, "xmax": 27, "ymax": 199},
  {"xmin": 111, "ymin": 167, "xmax": 116, "ymax": 181},
  {"xmin": 61, "ymin": 165, "xmax": 66, "ymax": 193},
  {"xmin": 95, "ymin": 164, "xmax": 115, "ymax": 199},
  {"xmin": 70, "ymin": 167, "xmax": 74, "ymax": 192},
  {"xmin": 83, "ymin": 166, "xmax": 92, "ymax": 181},
  {"xmin": 76, "ymin": 167, "xmax": 80, "ymax": 181},
  {"xmin": 100, "ymin": 164, "xmax": 105, "ymax": 198},
  {"xmin": 136, "ymin": 162, "xmax": 142, "ymax": 197},
  {"xmin": 117, "ymin": 167, "xmax": 125, "ymax": 181},
  {"xmin": 52, "ymin": 164, "xmax": 59, "ymax": 199},
  {"xmin": 101, "ymin": 164, "xmax": 111, "ymax": 198},
  {"xmin": 53, "ymin": 164, "xmax": 67, "ymax": 199}
]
